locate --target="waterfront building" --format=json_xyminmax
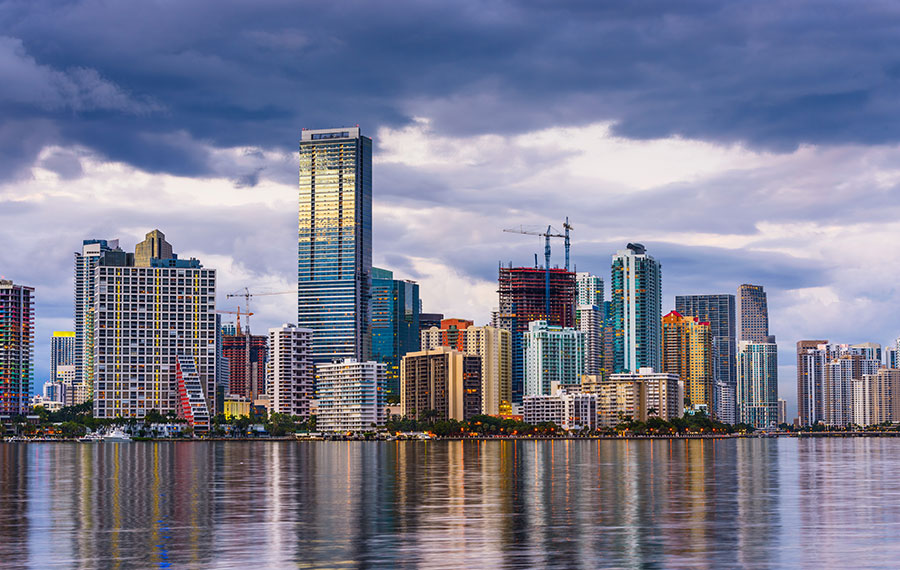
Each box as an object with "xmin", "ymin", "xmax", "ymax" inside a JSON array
[
  {"xmin": 370, "ymin": 267, "xmax": 420, "ymax": 397},
  {"xmin": 420, "ymin": 321, "xmax": 511, "ymax": 415},
  {"xmin": 610, "ymin": 243, "xmax": 662, "ymax": 373},
  {"xmin": 298, "ymin": 127, "xmax": 373, "ymax": 365},
  {"xmin": 74, "ymin": 238, "xmax": 119, "ymax": 392},
  {"xmin": 661, "ymin": 310, "xmax": 713, "ymax": 411},
  {"xmin": 777, "ymin": 398, "xmax": 787, "ymax": 425},
  {"xmin": 493, "ymin": 265, "xmax": 576, "ymax": 404},
  {"xmin": 714, "ymin": 382, "xmax": 736, "ymax": 424},
  {"xmin": 522, "ymin": 382, "xmax": 601, "ymax": 431},
  {"xmin": 223, "ymin": 396, "xmax": 250, "ymax": 420},
  {"xmin": 42, "ymin": 380, "xmax": 66, "ymax": 405},
  {"xmin": 825, "ymin": 349, "xmax": 881, "ymax": 427},
  {"xmin": 737, "ymin": 284, "xmax": 769, "ymax": 342},
  {"xmin": 596, "ymin": 368, "xmax": 683, "ymax": 426},
  {"xmin": 316, "ymin": 359, "xmax": 385, "ymax": 432},
  {"xmin": 523, "ymin": 391, "xmax": 566, "ymax": 427},
  {"xmin": 797, "ymin": 340, "xmax": 829, "ymax": 426},
  {"xmin": 0, "ymin": 280, "xmax": 34, "ymax": 415},
  {"xmin": 400, "ymin": 347, "xmax": 482, "ymax": 421},
  {"xmin": 737, "ymin": 338, "xmax": 778, "ymax": 428},
  {"xmin": 50, "ymin": 331, "xmax": 75, "ymax": 381},
  {"xmin": 91, "ymin": 232, "xmax": 216, "ymax": 425},
  {"xmin": 674, "ymin": 294, "xmax": 736, "ymax": 418},
  {"xmin": 222, "ymin": 334, "xmax": 267, "ymax": 400},
  {"xmin": 523, "ymin": 320, "xmax": 584, "ymax": 396},
  {"xmin": 267, "ymin": 324, "xmax": 314, "ymax": 418},
  {"xmin": 855, "ymin": 368, "xmax": 900, "ymax": 426}
]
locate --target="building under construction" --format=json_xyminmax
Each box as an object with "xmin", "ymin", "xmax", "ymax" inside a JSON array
[
  {"xmin": 494, "ymin": 266, "xmax": 576, "ymax": 404},
  {"xmin": 222, "ymin": 334, "xmax": 267, "ymax": 400}
]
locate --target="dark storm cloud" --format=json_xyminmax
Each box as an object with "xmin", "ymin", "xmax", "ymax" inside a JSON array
[{"xmin": 2, "ymin": 0, "xmax": 900, "ymax": 180}]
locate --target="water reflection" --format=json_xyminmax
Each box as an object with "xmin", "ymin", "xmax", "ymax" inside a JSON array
[{"xmin": 4, "ymin": 439, "xmax": 900, "ymax": 568}]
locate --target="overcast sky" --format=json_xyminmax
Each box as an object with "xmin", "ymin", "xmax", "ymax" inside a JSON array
[{"xmin": 3, "ymin": 1, "xmax": 900, "ymax": 418}]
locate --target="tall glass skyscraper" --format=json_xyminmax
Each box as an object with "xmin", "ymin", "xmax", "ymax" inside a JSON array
[
  {"xmin": 370, "ymin": 267, "xmax": 420, "ymax": 397},
  {"xmin": 611, "ymin": 243, "xmax": 662, "ymax": 374},
  {"xmin": 298, "ymin": 127, "xmax": 373, "ymax": 365}
]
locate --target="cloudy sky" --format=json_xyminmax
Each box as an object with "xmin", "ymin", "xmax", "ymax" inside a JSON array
[{"xmin": 3, "ymin": 1, "xmax": 900, "ymax": 417}]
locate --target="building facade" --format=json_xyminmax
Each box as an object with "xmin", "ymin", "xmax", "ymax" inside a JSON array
[
  {"xmin": 737, "ymin": 339, "xmax": 778, "ymax": 428},
  {"xmin": 0, "ymin": 280, "xmax": 34, "ymax": 415},
  {"xmin": 737, "ymin": 284, "xmax": 769, "ymax": 342},
  {"xmin": 298, "ymin": 127, "xmax": 373, "ymax": 365},
  {"xmin": 370, "ymin": 267, "xmax": 420, "ymax": 398},
  {"xmin": 400, "ymin": 347, "xmax": 482, "ymax": 421},
  {"xmin": 316, "ymin": 359, "xmax": 385, "ymax": 432},
  {"xmin": 50, "ymin": 331, "xmax": 75, "ymax": 383},
  {"xmin": 661, "ymin": 311, "xmax": 713, "ymax": 411},
  {"xmin": 494, "ymin": 266, "xmax": 576, "ymax": 404},
  {"xmin": 523, "ymin": 320, "xmax": 585, "ymax": 396},
  {"xmin": 74, "ymin": 238, "xmax": 119, "ymax": 392},
  {"xmin": 266, "ymin": 324, "xmax": 314, "ymax": 418},
  {"xmin": 611, "ymin": 243, "xmax": 662, "ymax": 374},
  {"xmin": 576, "ymin": 304, "xmax": 604, "ymax": 376},
  {"xmin": 797, "ymin": 339, "xmax": 829, "ymax": 426},
  {"xmin": 674, "ymin": 294, "xmax": 736, "ymax": 417},
  {"xmin": 420, "ymin": 322, "xmax": 511, "ymax": 415},
  {"xmin": 91, "ymin": 232, "xmax": 216, "ymax": 422},
  {"xmin": 222, "ymin": 334, "xmax": 267, "ymax": 400}
]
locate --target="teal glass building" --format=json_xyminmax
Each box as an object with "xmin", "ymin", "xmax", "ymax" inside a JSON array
[
  {"xmin": 370, "ymin": 267, "xmax": 420, "ymax": 397},
  {"xmin": 298, "ymin": 127, "xmax": 373, "ymax": 365}
]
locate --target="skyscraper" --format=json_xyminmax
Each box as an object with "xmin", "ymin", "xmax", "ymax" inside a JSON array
[
  {"xmin": 222, "ymin": 334, "xmax": 267, "ymax": 400},
  {"xmin": 523, "ymin": 320, "xmax": 585, "ymax": 396},
  {"xmin": 50, "ymin": 331, "xmax": 75, "ymax": 382},
  {"xmin": 74, "ymin": 238, "xmax": 119, "ymax": 392},
  {"xmin": 674, "ymin": 294, "xmax": 736, "ymax": 387},
  {"xmin": 370, "ymin": 267, "xmax": 420, "ymax": 397},
  {"xmin": 611, "ymin": 243, "xmax": 662, "ymax": 373},
  {"xmin": 737, "ymin": 338, "xmax": 778, "ymax": 428},
  {"xmin": 0, "ymin": 280, "xmax": 34, "ymax": 415},
  {"xmin": 576, "ymin": 272, "xmax": 603, "ymax": 306},
  {"xmin": 298, "ymin": 127, "xmax": 373, "ymax": 365},
  {"xmin": 91, "ymin": 233, "xmax": 215, "ymax": 428},
  {"xmin": 737, "ymin": 284, "xmax": 769, "ymax": 342},
  {"xmin": 575, "ymin": 271, "xmax": 604, "ymax": 377},
  {"xmin": 316, "ymin": 359, "xmax": 385, "ymax": 432},
  {"xmin": 661, "ymin": 311, "xmax": 713, "ymax": 411},
  {"xmin": 494, "ymin": 265, "xmax": 576, "ymax": 403},
  {"xmin": 797, "ymin": 339, "xmax": 828, "ymax": 426}
]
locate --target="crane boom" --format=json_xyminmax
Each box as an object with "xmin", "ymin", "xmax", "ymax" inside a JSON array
[{"xmin": 502, "ymin": 218, "xmax": 573, "ymax": 316}]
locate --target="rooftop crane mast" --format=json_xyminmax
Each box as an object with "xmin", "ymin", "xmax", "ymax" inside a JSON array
[
  {"xmin": 502, "ymin": 217, "xmax": 573, "ymax": 316},
  {"xmin": 224, "ymin": 288, "xmax": 294, "ymax": 402}
]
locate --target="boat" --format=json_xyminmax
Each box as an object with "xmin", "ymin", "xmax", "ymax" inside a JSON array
[
  {"xmin": 102, "ymin": 428, "xmax": 132, "ymax": 442},
  {"xmin": 78, "ymin": 432, "xmax": 103, "ymax": 442}
]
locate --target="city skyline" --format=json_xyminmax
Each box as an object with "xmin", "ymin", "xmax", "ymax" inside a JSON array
[{"xmin": 6, "ymin": 4, "xmax": 900, "ymax": 422}]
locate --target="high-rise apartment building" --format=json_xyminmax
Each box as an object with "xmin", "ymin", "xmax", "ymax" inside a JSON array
[
  {"xmin": 737, "ymin": 338, "xmax": 778, "ymax": 428},
  {"xmin": 523, "ymin": 320, "xmax": 585, "ymax": 396},
  {"xmin": 0, "ymin": 280, "xmax": 34, "ymax": 415},
  {"xmin": 797, "ymin": 339, "xmax": 828, "ymax": 426},
  {"xmin": 400, "ymin": 347, "xmax": 482, "ymax": 421},
  {"xmin": 576, "ymin": 304, "xmax": 604, "ymax": 376},
  {"xmin": 576, "ymin": 272, "xmax": 604, "ymax": 306},
  {"xmin": 661, "ymin": 310, "xmax": 713, "ymax": 411},
  {"xmin": 91, "ymin": 233, "xmax": 216, "ymax": 425},
  {"xmin": 74, "ymin": 238, "xmax": 120, "ymax": 392},
  {"xmin": 267, "ymin": 324, "xmax": 314, "ymax": 418},
  {"xmin": 737, "ymin": 284, "xmax": 769, "ymax": 342},
  {"xmin": 50, "ymin": 331, "xmax": 75, "ymax": 382},
  {"xmin": 603, "ymin": 368, "xmax": 684, "ymax": 424},
  {"xmin": 674, "ymin": 294, "xmax": 736, "ymax": 416},
  {"xmin": 777, "ymin": 398, "xmax": 787, "ymax": 425},
  {"xmin": 494, "ymin": 266, "xmax": 576, "ymax": 403},
  {"xmin": 611, "ymin": 243, "xmax": 662, "ymax": 373},
  {"xmin": 852, "ymin": 368, "xmax": 900, "ymax": 427},
  {"xmin": 298, "ymin": 127, "xmax": 373, "ymax": 365},
  {"xmin": 370, "ymin": 267, "xmax": 420, "ymax": 397},
  {"xmin": 421, "ymin": 321, "xmax": 511, "ymax": 415},
  {"xmin": 222, "ymin": 334, "xmax": 267, "ymax": 400},
  {"xmin": 316, "ymin": 359, "xmax": 385, "ymax": 432}
]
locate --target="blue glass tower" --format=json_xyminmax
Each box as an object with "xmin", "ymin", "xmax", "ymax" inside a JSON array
[
  {"xmin": 370, "ymin": 267, "xmax": 420, "ymax": 397},
  {"xmin": 298, "ymin": 127, "xmax": 373, "ymax": 365}
]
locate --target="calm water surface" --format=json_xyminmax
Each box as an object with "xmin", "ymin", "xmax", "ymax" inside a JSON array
[{"xmin": 1, "ymin": 438, "xmax": 899, "ymax": 569}]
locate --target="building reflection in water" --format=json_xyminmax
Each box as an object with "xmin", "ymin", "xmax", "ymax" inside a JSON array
[{"xmin": 8, "ymin": 438, "xmax": 900, "ymax": 567}]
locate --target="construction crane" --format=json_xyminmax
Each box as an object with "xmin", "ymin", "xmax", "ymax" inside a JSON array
[
  {"xmin": 503, "ymin": 217, "xmax": 573, "ymax": 316},
  {"xmin": 213, "ymin": 308, "xmax": 254, "ymax": 335},
  {"xmin": 223, "ymin": 288, "xmax": 294, "ymax": 402}
]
